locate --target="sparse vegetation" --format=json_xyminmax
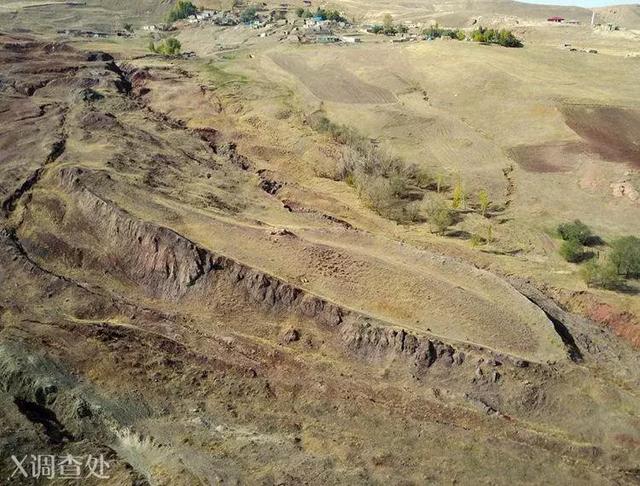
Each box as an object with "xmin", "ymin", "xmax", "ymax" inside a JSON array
[
  {"xmin": 309, "ymin": 113, "xmax": 432, "ymax": 223},
  {"xmin": 166, "ymin": 1, "xmax": 198, "ymax": 22},
  {"xmin": 471, "ymin": 27, "xmax": 523, "ymax": 47}
]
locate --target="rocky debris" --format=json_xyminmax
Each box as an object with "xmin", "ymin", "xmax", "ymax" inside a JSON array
[
  {"xmin": 78, "ymin": 88, "xmax": 104, "ymax": 102},
  {"xmin": 86, "ymin": 52, "xmax": 114, "ymax": 62},
  {"xmin": 280, "ymin": 328, "xmax": 300, "ymax": 344},
  {"xmin": 80, "ymin": 111, "xmax": 118, "ymax": 130},
  {"xmin": 341, "ymin": 320, "xmax": 460, "ymax": 371},
  {"xmin": 271, "ymin": 228, "xmax": 296, "ymax": 237},
  {"xmin": 257, "ymin": 170, "xmax": 284, "ymax": 195},
  {"xmin": 2, "ymin": 167, "xmax": 44, "ymax": 214},
  {"xmin": 611, "ymin": 179, "xmax": 639, "ymax": 202}
]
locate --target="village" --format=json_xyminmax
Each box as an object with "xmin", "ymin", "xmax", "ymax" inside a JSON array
[
  {"xmin": 141, "ymin": 1, "xmax": 497, "ymax": 47},
  {"xmin": 127, "ymin": 0, "xmax": 632, "ymax": 57}
]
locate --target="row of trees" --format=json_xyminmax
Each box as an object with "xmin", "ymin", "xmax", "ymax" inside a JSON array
[
  {"xmin": 470, "ymin": 27, "xmax": 523, "ymax": 47},
  {"xmin": 295, "ymin": 7, "xmax": 347, "ymax": 22},
  {"xmin": 370, "ymin": 14, "xmax": 408, "ymax": 35},
  {"xmin": 422, "ymin": 24, "xmax": 465, "ymax": 41},
  {"xmin": 166, "ymin": 1, "xmax": 198, "ymax": 22}
]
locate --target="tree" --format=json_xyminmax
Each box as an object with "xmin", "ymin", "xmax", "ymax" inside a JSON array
[
  {"xmin": 470, "ymin": 26, "xmax": 522, "ymax": 47},
  {"xmin": 581, "ymin": 259, "xmax": 624, "ymax": 290},
  {"xmin": 240, "ymin": 5, "xmax": 259, "ymax": 22},
  {"xmin": 383, "ymin": 14, "xmax": 393, "ymax": 30},
  {"xmin": 609, "ymin": 236, "xmax": 640, "ymax": 278},
  {"xmin": 425, "ymin": 195, "xmax": 453, "ymax": 235},
  {"xmin": 559, "ymin": 239, "xmax": 584, "ymax": 263},
  {"xmin": 295, "ymin": 7, "xmax": 304, "ymax": 17},
  {"xmin": 150, "ymin": 38, "xmax": 182, "ymax": 56},
  {"xmin": 123, "ymin": 23, "xmax": 134, "ymax": 33},
  {"xmin": 557, "ymin": 220, "xmax": 592, "ymax": 245},
  {"xmin": 167, "ymin": 1, "xmax": 198, "ymax": 22},
  {"xmin": 451, "ymin": 177, "xmax": 465, "ymax": 209},
  {"xmin": 478, "ymin": 189, "xmax": 490, "ymax": 216},
  {"xmin": 435, "ymin": 172, "xmax": 445, "ymax": 193}
]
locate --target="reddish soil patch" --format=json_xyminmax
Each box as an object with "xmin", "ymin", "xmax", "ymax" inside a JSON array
[
  {"xmin": 508, "ymin": 141, "xmax": 586, "ymax": 173},
  {"xmin": 587, "ymin": 302, "xmax": 640, "ymax": 348},
  {"xmin": 561, "ymin": 105, "xmax": 640, "ymax": 168}
]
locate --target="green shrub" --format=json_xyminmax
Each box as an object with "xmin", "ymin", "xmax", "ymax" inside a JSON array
[
  {"xmin": 559, "ymin": 239, "xmax": 584, "ymax": 263},
  {"xmin": 422, "ymin": 24, "xmax": 465, "ymax": 40},
  {"xmin": 609, "ymin": 236, "xmax": 640, "ymax": 278},
  {"xmin": 240, "ymin": 5, "xmax": 259, "ymax": 22},
  {"xmin": 557, "ymin": 220, "xmax": 592, "ymax": 244},
  {"xmin": 478, "ymin": 188, "xmax": 490, "ymax": 216},
  {"xmin": 295, "ymin": 7, "xmax": 304, "ymax": 17},
  {"xmin": 167, "ymin": 1, "xmax": 198, "ymax": 22},
  {"xmin": 581, "ymin": 260, "xmax": 625, "ymax": 290},
  {"xmin": 150, "ymin": 37, "xmax": 182, "ymax": 56},
  {"xmin": 424, "ymin": 195, "xmax": 453, "ymax": 234},
  {"xmin": 451, "ymin": 178, "xmax": 465, "ymax": 209}
]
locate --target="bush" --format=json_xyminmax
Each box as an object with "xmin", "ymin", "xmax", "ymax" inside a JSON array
[
  {"xmin": 424, "ymin": 195, "xmax": 453, "ymax": 234},
  {"xmin": 167, "ymin": 1, "xmax": 198, "ymax": 22},
  {"xmin": 422, "ymin": 24, "xmax": 465, "ymax": 40},
  {"xmin": 610, "ymin": 236, "xmax": 640, "ymax": 278},
  {"xmin": 295, "ymin": 7, "xmax": 304, "ymax": 17},
  {"xmin": 557, "ymin": 220, "xmax": 592, "ymax": 244},
  {"xmin": 581, "ymin": 260, "xmax": 625, "ymax": 290},
  {"xmin": 149, "ymin": 37, "xmax": 182, "ymax": 56},
  {"xmin": 559, "ymin": 239, "xmax": 584, "ymax": 263},
  {"xmin": 478, "ymin": 188, "xmax": 490, "ymax": 216},
  {"xmin": 471, "ymin": 27, "xmax": 522, "ymax": 47},
  {"xmin": 240, "ymin": 5, "xmax": 259, "ymax": 22}
]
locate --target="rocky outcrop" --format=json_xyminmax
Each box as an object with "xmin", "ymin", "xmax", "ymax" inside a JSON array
[{"xmin": 341, "ymin": 319, "xmax": 464, "ymax": 370}]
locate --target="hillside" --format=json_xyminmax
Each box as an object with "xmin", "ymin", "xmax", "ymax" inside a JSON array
[{"xmin": 1, "ymin": 0, "xmax": 640, "ymax": 483}]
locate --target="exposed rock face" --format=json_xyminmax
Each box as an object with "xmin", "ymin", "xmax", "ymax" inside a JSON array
[{"xmin": 341, "ymin": 320, "xmax": 462, "ymax": 370}]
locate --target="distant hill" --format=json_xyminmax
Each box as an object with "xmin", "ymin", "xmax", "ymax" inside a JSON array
[{"xmin": 594, "ymin": 4, "xmax": 640, "ymax": 29}]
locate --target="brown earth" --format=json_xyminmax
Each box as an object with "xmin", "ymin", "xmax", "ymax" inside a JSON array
[{"xmin": 561, "ymin": 104, "xmax": 640, "ymax": 168}]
